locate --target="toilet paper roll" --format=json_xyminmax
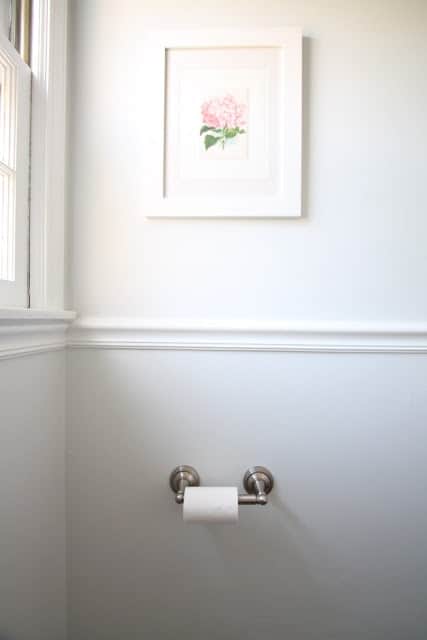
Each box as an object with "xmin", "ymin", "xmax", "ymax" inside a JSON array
[{"xmin": 183, "ymin": 487, "xmax": 238, "ymax": 524}]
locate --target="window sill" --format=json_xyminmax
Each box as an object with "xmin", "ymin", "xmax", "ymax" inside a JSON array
[
  {"xmin": 0, "ymin": 308, "xmax": 76, "ymax": 360},
  {"xmin": 0, "ymin": 308, "xmax": 76, "ymax": 321}
]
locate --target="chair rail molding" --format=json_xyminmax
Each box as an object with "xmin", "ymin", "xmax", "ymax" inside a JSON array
[
  {"xmin": 68, "ymin": 317, "xmax": 427, "ymax": 354},
  {"xmin": 0, "ymin": 309, "xmax": 75, "ymax": 359}
]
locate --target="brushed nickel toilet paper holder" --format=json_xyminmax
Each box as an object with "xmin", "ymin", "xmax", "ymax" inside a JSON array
[{"xmin": 169, "ymin": 466, "xmax": 274, "ymax": 506}]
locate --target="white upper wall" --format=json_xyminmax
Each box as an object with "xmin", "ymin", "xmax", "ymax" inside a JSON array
[{"xmin": 68, "ymin": 0, "xmax": 427, "ymax": 322}]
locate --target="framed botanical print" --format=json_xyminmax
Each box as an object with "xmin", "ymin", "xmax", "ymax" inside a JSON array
[{"xmin": 144, "ymin": 28, "xmax": 302, "ymax": 218}]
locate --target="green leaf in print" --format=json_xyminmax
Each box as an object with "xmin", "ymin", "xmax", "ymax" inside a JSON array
[
  {"xmin": 204, "ymin": 134, "xmax": 220, "ymax": 150},
  {"xmin": 200, "ymin": 125, "xmax": 215, "ymax": 136}
]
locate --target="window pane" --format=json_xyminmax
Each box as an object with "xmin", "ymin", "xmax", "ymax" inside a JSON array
[
  {"xmin": 0, "ymin": 32, "xmax": 30, "ymax": 306},
  {"xmin": 0, "ymin": 53, "xmax": 13, "ymax": 166},
  {"xmin": 0, "ymin": 166, "xmax": 15, "ymax": 281},
  {"xmin": 0, "ymin": 60, "xmax": 5, "ymax": 160}
]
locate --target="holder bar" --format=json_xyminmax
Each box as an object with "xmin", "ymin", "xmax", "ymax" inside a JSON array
[{"xmin": 169, "ymin": 465, "xmax": 274, "ymax": 506}]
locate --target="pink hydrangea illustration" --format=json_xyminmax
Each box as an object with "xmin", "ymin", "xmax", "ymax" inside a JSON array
[{"xmin": 200, "ymin": 93, "xmax": 247, "ymax": 151}]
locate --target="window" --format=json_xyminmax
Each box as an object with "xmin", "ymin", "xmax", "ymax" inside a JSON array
[
  {"xmin": 0, "ymin": 31, "xmax": 30, "ymax": 306},
  {"xmin": 0, "ymin": 0, "xmax": 68, "ymax": 312}
]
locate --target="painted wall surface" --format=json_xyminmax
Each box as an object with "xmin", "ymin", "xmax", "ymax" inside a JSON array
[
  {"xmin": 0, "ymin": 352, "xmax": 67, "ymax": 640},
  {"xmin": 68, "ymin": 349, "xmax": 427, "ymax": 640},
  {"xmin": 68, "ymin": 0, "xmax": 427, "ymax": 323},
  {"xmin": 67, "ymin": 1, "xmax": 427, "ymax": 639}
]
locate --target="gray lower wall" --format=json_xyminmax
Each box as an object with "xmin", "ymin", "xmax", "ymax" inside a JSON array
[
  {"xmin": 67, "ymin": 348, "xmax": 427, "ymax": 640},
  {"xmin": 0, "ymin": 351, "xmax": 67, "ymax": 640}
]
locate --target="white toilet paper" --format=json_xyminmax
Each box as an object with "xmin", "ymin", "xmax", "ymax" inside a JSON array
[{"xmin": 183, "ymin": 487, "xmax": 238, "ymax": 524}]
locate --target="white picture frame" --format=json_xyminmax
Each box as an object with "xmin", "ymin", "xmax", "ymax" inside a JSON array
[{"xmin": 143, "ymin": 28, "xmax": 302, "ymax": 218}]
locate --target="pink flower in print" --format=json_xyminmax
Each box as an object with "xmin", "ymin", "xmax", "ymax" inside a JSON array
[
  {"xmin": 200, "ymin": 93, "xmax": 247, "ymax": 151},
  {"xmin": 201, "ymin": 94, "xmax": 247, "ymax": 129}
]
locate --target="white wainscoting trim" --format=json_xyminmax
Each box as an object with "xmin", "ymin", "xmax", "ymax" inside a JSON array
[
  {"xmin": 0, "ymin": 309, "xmax": 76, "ymax": 360},
  {"xmin": 68, "ymin": 317, "xmax": 427, "ymax": 354}
]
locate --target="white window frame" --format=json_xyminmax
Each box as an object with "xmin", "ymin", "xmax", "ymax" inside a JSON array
[
  {"xmin": 0, "ymin": 0, "xmax": 69, "ymax": 313},
  {"xmin": 30, "ymin": 0, "xmax": 68, "ymax": 311}
]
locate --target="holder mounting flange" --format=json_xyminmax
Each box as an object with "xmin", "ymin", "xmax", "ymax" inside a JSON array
[
  {"xmin": 169, "ymin": 465, "xmax": 200, "ymax": 493},
  {"xmin": 243, "ymin": 466, "xmax": 274, "ymax": 496}
]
